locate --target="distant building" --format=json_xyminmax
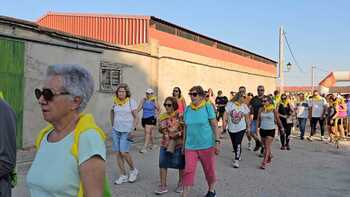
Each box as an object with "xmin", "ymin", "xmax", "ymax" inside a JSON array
[{"xmin": 0, "ymin": 13, "xmax": 277, "ymax": 148}]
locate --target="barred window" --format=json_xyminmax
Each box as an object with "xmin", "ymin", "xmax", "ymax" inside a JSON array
[{"xmin": 100, "ymin": 61, "xmax": 122, "ymax": 92}]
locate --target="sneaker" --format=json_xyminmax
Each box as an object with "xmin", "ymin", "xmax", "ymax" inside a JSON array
[
  {"xmin": 253, "ymin": 141, "xmax": 262, "ymax": 152},
  {"xmin": 114, "ymin": 175, "xmax": 128, "ymax": 185},
  {"xmin": 149, "ymin": 144, "xmax": 158, "ymax": 150},
  {"xmin": 280, "ymin": 146, "xmax": 286, "ymax": 150},
  {"xmin": 205, "ymin": 190, "xmax": 216, "ymax": 197},
  {"xmin": 320, "ymin": 136, "xmax": 325, "ymax": 141},
  {"xmin": 307, "ymin": 136, "xmax": 313, "ymax": 142},
  {"xmin": 154, "ymin": 186, "xmax": 168, "ymax": 195},
  {"xmin": 139, "ymin": 147, "xmax": 147, "ymax": 153},
  {"xmin": 233, "ymin": 160, "xmax": 239, "ymax": 168},
  {"xmin": 286, "ymin": 145, "xmax": 291, "ymax": 150},
  {"xmin": 128, "ymin": 168, "xmax": 138, "ymax": 183},
  {"xmin": 247, "ymin": 141, "xmax": 253, "ymax": 151},
  {"xmin": 175, "ymin": 184, "xmax": 183, "ymax": 193}
]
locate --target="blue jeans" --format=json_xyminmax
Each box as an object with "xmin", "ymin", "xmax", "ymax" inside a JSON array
[{"xmin": 298, "ymin": 118, "xmax": 307, "ymax": 139}]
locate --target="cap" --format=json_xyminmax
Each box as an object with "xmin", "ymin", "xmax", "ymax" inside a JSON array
[{"xmin": 146, "ymin": 88, "xmax": 154, "ymax": 94}]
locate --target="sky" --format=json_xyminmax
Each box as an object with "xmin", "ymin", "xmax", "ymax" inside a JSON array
[{"xmin": 1, "ymin": 0, "xmax": 349, "ymax": 86}]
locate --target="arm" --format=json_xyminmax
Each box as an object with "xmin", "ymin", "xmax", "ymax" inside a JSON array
[
  {"xmin": 136, "ymin": 98, "xmax": 145, "ymax": 113},
  {"xmin": 209, "ymin": 118, "xmax": 221, "ymax": 155},
  {"xmin": 222, "ymin": 112, "xmax": 228, "ymax": 132},
  {"xmin": 274, "ymin": 109, "xmax": 284, "ymax": 131},
  {"xmin": 0, "ymin": 102, "xmax": 16, "ymax": 178},
  {"xmin": 256, "ymin": 108, "xmax": 262, "ymax": 131},
  {"xmin": 131, "ymin": 109, "xmax": 139, "ymax": 129},
  {"xmin": 79, "ymin": 156, "xmax": 105, "ymax": 197},
  {"xmin": 110, "ymin": 108, "xmax": 114, "ymax": 128}
]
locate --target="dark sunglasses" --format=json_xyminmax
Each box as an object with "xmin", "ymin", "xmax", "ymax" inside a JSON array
[
  {"xmin": 258, "ymin": 89, "xmax": 265, "ymax": 92},
  {"xmin": 163, "ymin": 103, "xmax": 173, "ymax": 108},
  {"xmin": 173, "ymin": 90, "xmax": 179, "ymax": 92},
  {"xmin": 35, "ymin": 88, "xmax": 69, "ymax": 101},
  {"xmin": 188, "ymin": 92, "xmax": 199, "ymax": 97}
]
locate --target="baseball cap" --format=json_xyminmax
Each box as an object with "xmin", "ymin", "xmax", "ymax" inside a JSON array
[{"xmin": 146, "ymin": 88, "xmax": 154, "ymax": 94}]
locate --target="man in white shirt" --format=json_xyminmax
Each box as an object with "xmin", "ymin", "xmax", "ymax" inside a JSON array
[{"xmin": 307, "ymin": 90, "xmax": 328, "ymax": 141}]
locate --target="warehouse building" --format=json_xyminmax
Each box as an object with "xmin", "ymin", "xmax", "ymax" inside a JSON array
[{"xmin": 0, "ymin": 13, "xmax": 276, "ymax": 148}]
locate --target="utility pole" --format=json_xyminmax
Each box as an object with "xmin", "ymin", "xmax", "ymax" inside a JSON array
[
  {"xmin": 279, "ymin": 26, "xmax": 285, "ymax": 92},
  {"xmin": 311, "ymin": 65, "xmax": 316, "ymax": 92}
]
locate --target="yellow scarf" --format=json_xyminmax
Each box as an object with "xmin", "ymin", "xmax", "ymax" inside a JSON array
[
  {"xmin": 234, "ymin": 101, "xmax": 241, "ymax": 107},
  {"xmin": 281, "ymin": 99, "xmax": 289, "ymax": 107},
  {"xmin": 264, "ymin": 104, "xmax": 275, "ymax": 112},
  {"xmin": 190, "ymin": 100, "xmax": 206, "ymax": 110},
  {"xmin": 159, "ymin": 111, "xmax": 177, "ymax": 121},
  {"xmin": 313, "ymin": 95, "xmax": 321, "ymax": 101},
  {"xmin": 114, "ymin": 96, "xmax": 129, "ymax": 106},
  {"xmin": 147, "ymin": 96, "xmax": 157, "ymax": 101}
]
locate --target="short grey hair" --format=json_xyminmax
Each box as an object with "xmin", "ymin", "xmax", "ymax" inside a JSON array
[{"xmin": 46, "ymin": 64, "xmax": 94, "ymax": 112}]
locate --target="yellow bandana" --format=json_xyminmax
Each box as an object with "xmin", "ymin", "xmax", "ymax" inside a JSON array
[
  {"xmin": 114, "ymin": 96, "xmax": 129, "ymax": 106},
  {"xmin": 313, "ymin": 95, "xmax": 322, "ymax": 101},
  {"xmin": 281, "ymin": 99, "xmax": 290, "ymax": 107},
  {"xmin": 190, "ymin": 100, "xmax": 206, "ymax": 110},
  {"xmin": 264, "ymin": 104, "xmax": 275, "ymax": 112},
  {"xmin": 147, "ymin": 96, "xmax": 157, "ymax": 101},
  {"xmin": 159, "ymin": 111, "xmax": 177, "ymax": 121}
]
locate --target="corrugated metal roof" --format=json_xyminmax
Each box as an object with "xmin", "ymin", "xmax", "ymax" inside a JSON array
[
  {"xmin": 38, "ymin": 12, "xmax": 150, "ymax": 45},
  {"xmin": 37, "ymin": 12, "xmax": 276, "ymax": 64}
]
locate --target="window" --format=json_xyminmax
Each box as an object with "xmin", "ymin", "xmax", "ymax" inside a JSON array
[{"xmin": 100, "ymin": 61, "xmax": 122, "ymax": 92}]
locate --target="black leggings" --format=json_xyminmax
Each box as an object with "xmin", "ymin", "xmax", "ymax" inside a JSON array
[
  {"xmin": 280, "ymin": 118, "xmax": 293, "ymax": 146},
  {"xmin": 228, "ymin": 129, "xmax": 246, "ymax": 160}
]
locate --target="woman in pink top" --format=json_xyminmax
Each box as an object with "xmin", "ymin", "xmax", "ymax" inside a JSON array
[{"xmin": 173, "ymin": 87, "xmax": 186, "ymax": 116}]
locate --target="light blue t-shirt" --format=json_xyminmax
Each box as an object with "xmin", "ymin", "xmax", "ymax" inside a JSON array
[
  {"xmin": 184, "ymin": 103, "xmax": 216, "ymax": 150},
  {"xmin": 27, "ymin": 129, "xmax": 106, "ymax": 197}
]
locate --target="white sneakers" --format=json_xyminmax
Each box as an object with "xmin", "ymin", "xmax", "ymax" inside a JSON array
[
  {"xmin": 114, "ymin": 168, "xmax": 139, "ymax": 185},
  {"xmin": 114, "ymin": 175, "xmax": 128, "ymax": 185},
  {"xmin": 128, "ymin": 168, "xmax": 139, "ymax": 183},
  {"xmin": 247, "ymin": 142, "xmax": 253, "ymax": 151},
  {"xmin": 233, "ymin": 160, "xmax": 239, "ymax": 168}
]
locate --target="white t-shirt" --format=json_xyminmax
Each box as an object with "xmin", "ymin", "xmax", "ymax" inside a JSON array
[
  {"xmin": 225, "ymin": 102, "xmax": 250, "ymax": 133},
  {"xmin": 112, "ymin": 98, "xmax": 137, "ymax": 132},
  {"xmin": 296, "ymin": 100, "xmax": 309, "ymax": 118},
  {"xmin": 309, "ymin": 98, "xmax": 327, "ymax": 118}
]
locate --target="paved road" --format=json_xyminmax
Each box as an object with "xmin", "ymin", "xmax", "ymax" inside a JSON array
[{"xmin": 14, "ymin": 132, "xmax": 350, "ymax": 197}]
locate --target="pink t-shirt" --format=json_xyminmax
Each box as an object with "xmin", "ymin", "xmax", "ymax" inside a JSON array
[{"xmin": 177, "ymin": 97, "xmax": 186, "ymax": 114}]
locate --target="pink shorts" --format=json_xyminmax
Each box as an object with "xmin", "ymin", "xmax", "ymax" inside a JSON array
[{"xmin": 182, "ymin": 147, "xmax": 216, "ymax": 186}]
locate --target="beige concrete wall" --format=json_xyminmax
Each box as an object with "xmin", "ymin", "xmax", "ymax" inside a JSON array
[{"xmin": 156, "ymin": 44, "xmax": 276, "ymax": 104}]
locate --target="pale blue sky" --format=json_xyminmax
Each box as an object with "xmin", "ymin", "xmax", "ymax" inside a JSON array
[{"xmin": 1, "ymin": 0, "xmax": 349, "ymax": 86}]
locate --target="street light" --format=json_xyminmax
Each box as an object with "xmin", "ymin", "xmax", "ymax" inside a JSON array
[{"xmin": 286, "ymin": 62, "xmax": 292, "ymax": 72}]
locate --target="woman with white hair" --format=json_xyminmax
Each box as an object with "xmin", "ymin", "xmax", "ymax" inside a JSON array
[{"xmin": 27, "ymin": 64, "xmax": 108, "ymax": 197}]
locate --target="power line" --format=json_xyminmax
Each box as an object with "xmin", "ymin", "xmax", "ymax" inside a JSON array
[{"xmin": 283, "ymin": 32, "xmax": 304, "ymax": 73}]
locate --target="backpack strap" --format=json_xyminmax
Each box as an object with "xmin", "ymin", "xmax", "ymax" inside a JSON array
[{"xmin": 35, "ymin": 125, "xmax": 54, "ymax": 150}]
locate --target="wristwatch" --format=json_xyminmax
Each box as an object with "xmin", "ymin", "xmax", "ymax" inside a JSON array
[{"xmin": 215, "ymin": 139, "xmax": 221, "ymax": 144}]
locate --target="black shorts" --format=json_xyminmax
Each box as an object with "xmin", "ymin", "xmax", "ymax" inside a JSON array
[
  {"xmin": 260, "ymin": 129, "xmax": 275, "ymax": 138},
  {"xmin": 142, "ymin": 116, "xmax": 157, "ymax": 127}
]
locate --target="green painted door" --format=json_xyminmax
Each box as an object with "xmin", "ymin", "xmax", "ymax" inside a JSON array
[{"xmin": 0, "ymin": 38, "xmax": 25, "ymax": 148}]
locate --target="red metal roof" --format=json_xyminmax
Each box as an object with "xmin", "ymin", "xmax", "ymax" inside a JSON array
[
  {"xmin": 37, "ymin": 12, "xmax": 277, "ymax": 73},
  {"xmin": 38, "ymin": 12, "xmax": 150, "ymax": 45}
]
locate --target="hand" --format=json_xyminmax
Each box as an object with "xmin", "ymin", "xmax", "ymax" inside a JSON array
[
  {"xmin": 128, "ymin": 131, "xmax": 135, "ymax": 139},
  {"xmin": 279, "ymin": 128, "xmax": 285, "ymax": 135},
  {"xmin": 214, "ymin": 143, "xmax": 220, "ymax": 155}
]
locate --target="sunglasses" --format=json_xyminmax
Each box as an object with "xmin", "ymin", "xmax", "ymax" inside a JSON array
[
  {"xmin": 188, "ymin": 92, "xmax": 199, "ymax": 97},
  {"xmin": 262, "ymin": 100, "xmax": 268, "ymax": 103},
  {"xmin": 163, "ymin": 103, "xmax": 173, "ymax": 108},
  {"xmin": 258, "ymin": 89, "xmax": 265, "ymax": 92},
  {"xmin": 35, "ymin": 88, "xmax": 69, "ymax": 101},
  {"xmin": 173, "ymin": 90, "xmax": 179, "ymax": 92}
]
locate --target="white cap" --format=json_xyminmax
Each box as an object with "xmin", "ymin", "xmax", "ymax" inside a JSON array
[{"xmin": 146, "ymin": 88, "xmax": 154, "ymax": 94}]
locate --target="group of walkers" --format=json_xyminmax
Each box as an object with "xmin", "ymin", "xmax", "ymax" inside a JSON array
[{"xmin": 23, "ymin": 64, "xmax": 350, "ymax": 197}]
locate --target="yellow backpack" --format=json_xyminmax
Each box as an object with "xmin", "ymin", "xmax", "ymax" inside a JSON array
[{"xmin": 35, "ymin": 113, "xmax": 111, "ymax": 197}]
